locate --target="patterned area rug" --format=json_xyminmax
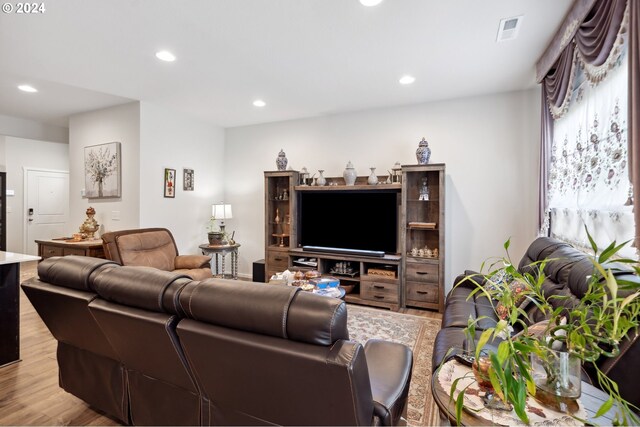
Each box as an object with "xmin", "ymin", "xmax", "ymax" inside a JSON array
[{"xmin": 347, "ymin": 305, "xmax": 442, "ymax": 426}]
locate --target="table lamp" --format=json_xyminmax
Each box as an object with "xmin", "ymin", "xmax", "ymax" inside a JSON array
[{"xmin": 212, "ymin": 203, "xmax": 233, "ymax": 244}]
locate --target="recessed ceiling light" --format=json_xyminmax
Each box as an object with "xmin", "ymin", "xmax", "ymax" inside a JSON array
[
  {"xmin": 18, "ymin": 84, "xmax": 38, "ymax": 93},
  {"xmin": 399, "ymin": 75, "xmax": 416, "ymax": 85},
  {"xmin": 155, "ymin": 50, "xmax": 176, "ymax": 62},
  {"xmin": 360, "ymin": 0, "xmax": 383, "ymax": 6},
  {"xmin": 253, "ymin": 99, "xmax": 266, "ymax": 107}
]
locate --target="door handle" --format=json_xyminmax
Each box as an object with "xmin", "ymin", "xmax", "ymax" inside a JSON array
[
  {"xmin": 373, "ymin": 285, "xmax": 385, "ymax": 289},
  {"xmin": 416, "ymin": 271, "xmax": 429, "ymax": 275}
]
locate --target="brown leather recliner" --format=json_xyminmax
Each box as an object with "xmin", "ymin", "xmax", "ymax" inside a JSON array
[
  {"xmin": 88, "ymin": 266, "xmax": 203, "ymax": 426},
  {"xmin": 20, "ymin": 256, "xmax": 130, "ymax": 424},
  {"xmin": 177, "ymin": 279, "xmax": 413, "ymax": 425},
  {"xmin": 102, "ymin": 227, "xmax": 212, "ymax": 280}
]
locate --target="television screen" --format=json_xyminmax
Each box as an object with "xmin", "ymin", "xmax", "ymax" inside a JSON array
[{"xmin": 298, "ymin": 191, "xmax": 398, "ymax": 254}]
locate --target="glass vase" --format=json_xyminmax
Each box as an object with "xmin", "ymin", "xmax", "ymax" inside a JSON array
[{"xmin": 531, "ymin": 348, "xmax": 581, "ymax": 413}]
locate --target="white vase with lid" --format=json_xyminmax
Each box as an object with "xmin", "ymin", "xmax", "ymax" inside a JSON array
[{"xmin": 343, "ymin": 161, "xmax": 357, "ymax": 186}]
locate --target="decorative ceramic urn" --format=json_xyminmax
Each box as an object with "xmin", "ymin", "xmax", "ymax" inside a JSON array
[
  {"xmin": 415, "ymin": 138, "xmax": 431, "ymax": 165},
  {"xmin": 367, "ymin": 167, "xmax": 378, "ymax": 185},
  {"xmin": 276, "ymin": 149, "xmax": 288, "ymax": 171},
  {"xmin": 343, "ymin": 161, "xmax": 357, "ymax": 186}
]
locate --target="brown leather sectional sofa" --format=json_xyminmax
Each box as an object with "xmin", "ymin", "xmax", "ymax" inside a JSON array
[
  {"xmin": 22, "ymin": 256, "xmax": 413, "ymax": 426},
  {"xmin": 432, "ymin": 237, "xmax": 640, "ymax": 409}
]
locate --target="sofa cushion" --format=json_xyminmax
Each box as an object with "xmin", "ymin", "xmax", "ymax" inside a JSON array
[
  {"xmin": 443, "ymin": 285, "xmax": 498, "ymax": 330},
  {"xmin": 92, "ymin": 265, "xmax": 191, "ymax": 314},
  {"xmin": 518, "ymin": 237, "xmax": 570, "ymax": 274},
  {"xmin": 116, "ymin": 231, "xmax": 177, "ymax": 271},
  {"xmin": 179, "ymin": 279, "xmax": 349, "ymax": 345},
  {"xmin": 37, "ymin": 255, "xmax": 118, "ymax": 291}
]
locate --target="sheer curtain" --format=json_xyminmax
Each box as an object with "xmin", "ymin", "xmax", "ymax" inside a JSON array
[
  {"xmin": 537, "ymin": 0, "xmax": 636, "ymax": 257},
  {"xmin": 548, "ymin": 52, "xmax": 634, "ymax": 257}
]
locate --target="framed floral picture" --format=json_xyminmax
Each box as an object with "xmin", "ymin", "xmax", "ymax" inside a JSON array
[
  {"xmin": 84, "ymin": 142, "xmax": 121, "ymax": 198},
  {"xmin": 183, "ymin": 168, "xmax": 194, "ymax": 191},
  {"xmin": 164, "ymin": 168, "xmax": 176, "ymax": 198}
]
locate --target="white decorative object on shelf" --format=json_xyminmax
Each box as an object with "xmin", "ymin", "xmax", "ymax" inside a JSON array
[
  {"xmin": 416, "ymin": 138, "xmax": 431, "ymax": 164},
  {"xmin": 367, "ymin": 167, "xmax": 378, "ymax": 185},
  {"xmin": 276, "ymin": 149, "xmax": 288, "ymax": 171},
  {"xmin": 343, "ymin": 161, "xmax": 357, "ymax": 186},
  {"xmin": 316, "ymin": 170, "xmax": 326, "ymax": 186}
]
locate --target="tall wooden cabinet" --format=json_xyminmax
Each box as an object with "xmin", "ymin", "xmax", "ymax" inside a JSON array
[
  {"xmin": 264, "ymin": 171, "xmax": 299, "ymax": 279},
  {"xmin": 401, "ymin": 164, "xmax": 445, "ymax": 312}
]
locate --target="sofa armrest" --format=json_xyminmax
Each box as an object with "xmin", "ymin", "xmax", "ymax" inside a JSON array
[
  {"xmin": 175, "ymin": 255, "xmax": 211, "ymax": 269},
  {"xmin": 453, "ymin": 270, "xmax": 487, "ymax": 289},
  {"xmin": 364, "ymin": 339, "xmax": 413, "ymax": 426}
]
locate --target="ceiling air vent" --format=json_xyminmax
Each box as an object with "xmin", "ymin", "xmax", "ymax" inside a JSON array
[{"xmin": 496, "ymin": 15, "xmax": 523, "ymax": 42}]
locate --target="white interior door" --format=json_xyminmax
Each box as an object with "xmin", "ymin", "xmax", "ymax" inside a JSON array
[{"xmin": 24, "ymin": 169, "xmax": 70, "ymax": 255}]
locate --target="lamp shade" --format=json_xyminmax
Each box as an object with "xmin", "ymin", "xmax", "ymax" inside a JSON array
[{"xmin": 212, "ymin": 203, "xmax": 233, "ymax": 220}]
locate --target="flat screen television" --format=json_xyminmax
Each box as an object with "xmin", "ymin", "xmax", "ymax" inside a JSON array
[{"xmin": 298, "ymin": 190, "xmax": 398, "ymax": 254}]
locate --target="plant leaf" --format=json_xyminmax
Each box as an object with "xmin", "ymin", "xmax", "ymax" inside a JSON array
[
  {"xmin": 595, "ymin": 396, "xmax": 614, "ymax": 419},
  {"xmin": 599, "ymin": 240, "xmax": 629, "ymax": 264},
  {"xmin": 475, "ymin": 329, "xmax": 493, "ymax": 361},
  {"xmin": 455, "ymin": 388, "xmax": 465, "ymax": 426},
  {"xmin": 586, "ymin": 226, "xmax": 598, "ymax": 254},
  {"xmin": 497, "ymin": 340, "xmax": 510, "ymax": 364}
]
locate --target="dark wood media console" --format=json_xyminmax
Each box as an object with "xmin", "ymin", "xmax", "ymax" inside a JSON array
[{"xmin": 264, "ymin": 165, "xmax": 445, "ymax": 312}]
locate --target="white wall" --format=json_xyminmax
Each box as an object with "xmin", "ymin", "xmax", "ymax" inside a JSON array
[
  {"xmin": 68, "ymin": 102, "xmax": 141, "ymax": 235},
  {"xmin": 139, "ymin": 102, "xmax": 226, "ymax": 254},
  {"xmin": 1, "ymin": 136, "xmax": 69, "ymax": 252},
  {"xmin": 0, "ymin": 113, "xmax": 68, "ymax": 143},
  {"xmin": 225, "ymin": 89, "xmax": 541, "ymax": 289}
]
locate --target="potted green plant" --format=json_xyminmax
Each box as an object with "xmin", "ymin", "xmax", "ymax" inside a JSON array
[{"xmin": 448, "ymin": 232, "xmax": 640, "ymax": 426}]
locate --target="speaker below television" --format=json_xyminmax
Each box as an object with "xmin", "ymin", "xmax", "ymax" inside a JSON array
[{"xmin": 302, "ymin": 245, "xmax": 385, "ymax": 257}]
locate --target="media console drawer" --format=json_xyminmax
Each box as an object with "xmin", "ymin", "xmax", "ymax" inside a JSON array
[
  {"xmin": 361, "ymin": 280, "xmax": 399, "ymax": 304},
  {"xmin": 267, "ymin": 251, "xmax": 289, "ymax": 268},
  {"xmin": 405, "ymin": 281, "xmax": 438, "ymax": 304},
  {"xmin": 405, "ymin": 262, "xmax": 439, "ymax": 283}
]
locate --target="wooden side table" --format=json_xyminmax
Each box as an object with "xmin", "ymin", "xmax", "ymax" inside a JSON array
[
  {"xmin": 199, "ymin": 243, "xmax": 240, "ymax": 280},
  {"xmin": 36, "ymin": 239, "xmax": 105, "ymax": 261}
]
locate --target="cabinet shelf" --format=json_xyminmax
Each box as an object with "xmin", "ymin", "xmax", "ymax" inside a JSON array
[{"xmin": 295, "ymin": 183, "xmax": 401, "ymax": 192}]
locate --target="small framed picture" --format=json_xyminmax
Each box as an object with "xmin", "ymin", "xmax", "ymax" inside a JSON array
[
  {"xmin": 164, "ymin": 168, "xmax": 176, "ymax": 198},
  {"xmin": 183, "ymin": 168, "xmax": 194, "ymax": 191}
]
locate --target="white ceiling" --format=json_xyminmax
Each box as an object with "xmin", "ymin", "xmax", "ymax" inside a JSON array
[{"xmin": 0, "ymin": 0, "xmax": 572, "ymax": 129}]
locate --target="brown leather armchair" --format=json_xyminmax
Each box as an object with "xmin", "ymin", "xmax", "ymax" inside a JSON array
[
  {"xmin": 101, "ymin": 228, "xmax": 212, "ymax": 280},
  {"xmin": 20, "ymin": 256, "xmax": 130, "ymax": 423}
]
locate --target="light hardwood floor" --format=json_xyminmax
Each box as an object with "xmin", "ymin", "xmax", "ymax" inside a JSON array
[{"xmin": 0, "ymin": 260, "xmax": 441, "ymax": 425}]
